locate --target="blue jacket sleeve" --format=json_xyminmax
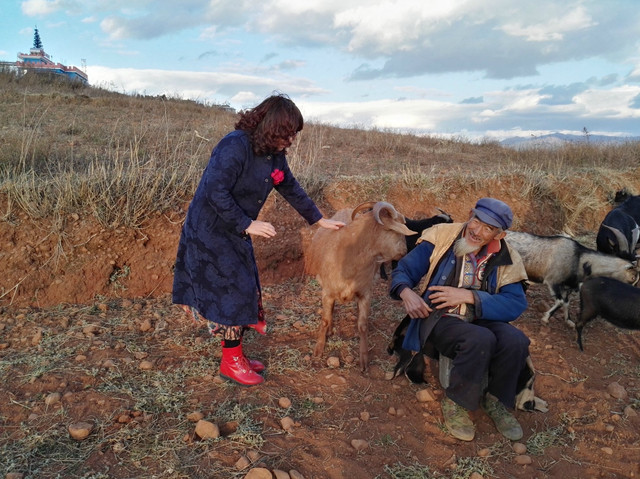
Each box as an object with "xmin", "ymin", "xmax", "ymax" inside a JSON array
[
  {"xmin": 472, "ymin": 281, "xmax": 527, "ymax": 322},
  {"xmin": 390, "ymin": 241, "xmax": 435, "ymax": 300}
]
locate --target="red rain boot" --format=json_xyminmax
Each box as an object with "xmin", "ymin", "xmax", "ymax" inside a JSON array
[
  {"xmin": 239, "ymin": 338, "xmax": 265, "ymax": 373},
  {"xmin": 219, "ymin": 345, "xmax": 264, "ymax": 386}
]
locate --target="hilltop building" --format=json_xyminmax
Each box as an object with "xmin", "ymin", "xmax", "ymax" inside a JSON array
[{"xmin": 13, "ymin": 28, "xmax": 88, "ymax": 84}]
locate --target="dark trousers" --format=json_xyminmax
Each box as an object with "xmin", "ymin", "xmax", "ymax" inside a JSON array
[{"xmin": 429, "ymin": 315, "xmax": 530, "ymax": 411}]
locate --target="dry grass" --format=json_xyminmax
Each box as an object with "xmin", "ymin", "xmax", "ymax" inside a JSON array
[{"xmin": 2, "ymin": 70, "xmax": 640, "ymax": 234}]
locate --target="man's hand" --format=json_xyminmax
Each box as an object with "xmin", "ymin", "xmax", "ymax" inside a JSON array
[
  {"xmin": 427, "ymin": 285, "xmax": 474, "ymax": 310},
  {"xmin": 399, "ymin": 288, "xmax": 432, "ymax": 318}
]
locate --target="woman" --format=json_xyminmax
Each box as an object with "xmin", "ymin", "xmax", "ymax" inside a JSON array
[{"xmin": 173, "ymin": 94, "xmax": 344, "ymax": 386}]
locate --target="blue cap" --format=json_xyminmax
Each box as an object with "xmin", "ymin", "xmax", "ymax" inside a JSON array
[{"xmin": 471, "ymin": 197, "xmax": 513, "ymax": 230}]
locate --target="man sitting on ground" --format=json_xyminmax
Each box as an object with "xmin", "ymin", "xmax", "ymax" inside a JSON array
[{"xmin": 390, "ymin": 198, "xmax": 529, "ymax": 441}]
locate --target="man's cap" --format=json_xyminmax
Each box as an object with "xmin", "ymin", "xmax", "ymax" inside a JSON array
[{"xmin": 471, "ymin": 197, "xmax": 513, "ymax": 230}]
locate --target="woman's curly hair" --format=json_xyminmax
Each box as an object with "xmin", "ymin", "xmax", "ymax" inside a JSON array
[{"xmin": 235, "ymin": 93, "xmax": 303, "ymax": 155}]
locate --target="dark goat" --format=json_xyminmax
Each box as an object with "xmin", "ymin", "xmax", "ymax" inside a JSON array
[
  {"xmin": 380, "ymin": 209, "xmax": 453, "ymax": 279},
  {"xmin": 596, "ymin": 194, "xmax": 640, "ymax": 261},
  {"xmin": 505, "ymin": 231, "xmax": 640, "ymax": 326},
  {"xmin": 576, "ymin": 276, "xmax": 640, "ymax": 351}
]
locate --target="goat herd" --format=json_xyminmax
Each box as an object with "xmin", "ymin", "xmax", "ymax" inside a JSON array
[{"xmin": 304, "ymin": 192, "xmax": 640, "ymax": 372}]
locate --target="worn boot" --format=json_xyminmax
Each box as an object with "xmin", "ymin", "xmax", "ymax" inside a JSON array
[
  {"xmin": 219, "ymin": 345, "xmax": 264, "ymax": 386},
  {"xmin": 482, "ymin": 393, "xmax": 523, "ymax": 440},
  {"xmin": 441, "ymin": 396, "xmax": 475, "ymax": 441}
]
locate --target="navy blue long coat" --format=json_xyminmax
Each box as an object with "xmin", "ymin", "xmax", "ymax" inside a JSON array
[{"xmin": 172, "ymin": 130, "xmax": 323, "ymax": 326}]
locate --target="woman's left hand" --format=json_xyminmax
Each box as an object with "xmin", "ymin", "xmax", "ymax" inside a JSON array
[{"xmin": 317, "ymin": 218, "xmax": 345, "ymax": 230}]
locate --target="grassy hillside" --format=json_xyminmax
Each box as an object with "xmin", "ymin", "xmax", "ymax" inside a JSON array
[{"xmin": 1, "ymin": 70, "xmax": 640, "ymax": 233}]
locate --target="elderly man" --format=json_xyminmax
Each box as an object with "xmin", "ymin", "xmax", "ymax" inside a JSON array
[{"xmin": 390, "ymin": 198, "xmax": 529, "ymax": 441}]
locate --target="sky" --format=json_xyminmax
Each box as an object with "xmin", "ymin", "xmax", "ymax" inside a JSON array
[{"xmin": 1, "ymin": 0, "xmax": 640, "ymax": 141}]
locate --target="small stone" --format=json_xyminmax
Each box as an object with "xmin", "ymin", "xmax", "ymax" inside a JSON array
[
  {"xmin": 247, "ymin": 450, "xmax": 261, "ymax": 463},
  {"xmin": 351, "ymin": 439, "xmax": 369, "ymax": 451},
  {"xmin": 512, "ymin": 443, "xmax": 527, "ymax": 454},
  {"xmin": 624, "ymin": 405, "xmax": 637, "ymax": 417},
  {"xmin": 469, "ymin": 473, "xmax": 484, "ymax": 479},
  {"xmin": 327, "ymin": 356, "xmax": 340, "ymax": 368},
  {"xmin": 273, "ymin": 470, "xmax": 290, "ymax": 479},
  {"xmin": 514, "ymin": 455, "xmax": 532, "ymax": 465},
  {"xmin": 31, "ymin": 328, "xmax": 43, "ymax": 346},
  {"xmin": 280, "ymin": 416, "xmax": 295, "ymax": 431},
  {"xmin": 44, "ymin": 392, "xmax": 61, "ymax": 406},
  {"xmin": 68, "ymin": 421, "xmax": 94, "ymax": 440},
  {"xmin": 607, "ymin": 382, "xmax": 628, "ymax": 400},
  {"xmin": 235, "ymin": 456, "xmax": 250, "ymax": 470},
  {"xmin": 139, "ymin": 360, "xmax": 154, "ymax": 370},
  {"xmin": 75, "ymin": 354, "xmax": 87, "ymax": 362},
  {"xmin": 195, "ymin": 420, "xmax": 220, "ymax": 439},
  {"xmin": 140, "ymin": 318, "xmax": 153, "ymax": 332},
  {"xmin": 601, "ymin": 447, "xmax": 613, "ymax": 455},
  {"xmin": 289, "ymin": 470, "xmax": 305, "ymax": 479},
  {"xmin": 416, "ymin": 389, "xmax": 435, "ymax": 402},
  {"xmin": 102, "ymin": 359, "xmax": 116, "ymax": 368},
  {"xmin": 5, "ymin": 473, "xmax": 25, "ymax": 479},
  {"xmin": 360, "ymin": 411, "xmax": 370, "ymax": 421},
  {"xmin": 605, "ymin": 424, "xmax": 615, "ymax": 432},
  {"xmin": 244, "ymin": 468, "xmax": 272, "ymax": 479},
  {"xmin": 388, "ymin": 406, "xmax": 396, "ymax": 416},
  {"xmin": 278, "ymin": 397, "xmax": 292, "ymax": 408},
  {"xmin": 477, "ymin": 448, "xmax": 491, "ymax": 457},
  {"xmin": 187, "ymin": 411, "xmax": 204, "ymax": 422}
]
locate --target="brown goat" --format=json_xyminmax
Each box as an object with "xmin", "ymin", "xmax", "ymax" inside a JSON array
[{"xmin": 305, "ymin": 201, "xmax": 416, "ymax": 370}]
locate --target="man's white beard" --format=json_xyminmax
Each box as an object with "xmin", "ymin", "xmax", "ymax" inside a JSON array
[{"xmin": 453, "ymin": 237, "xmax": 479, "ymax": 257}]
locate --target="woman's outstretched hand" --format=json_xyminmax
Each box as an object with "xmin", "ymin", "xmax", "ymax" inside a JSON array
[
  {"xmin": 245, "ymin": 220, "xmax": 277, "ymax": 238},
  {"xmin": 317, "ymin": 218, "xmax": 346, "ymax": 230}
]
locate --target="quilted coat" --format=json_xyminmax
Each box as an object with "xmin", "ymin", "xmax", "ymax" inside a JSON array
[{"xmin": 172, "ymin": 130, "xmax": 323, "ymax": 326}]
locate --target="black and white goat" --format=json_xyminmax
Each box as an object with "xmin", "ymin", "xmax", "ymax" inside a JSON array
[
  {"xmin": 596, "ymin": 193, "xmax": 640, "ymax": 261},
  {"xmin": 505, "ymin": 231, "xmax": 640, "ymax": 326},
  {"xmin": 575, "ymin": 276, "xmax": 640, "ymax": 351},
  {"xmin": 379, "ymin": 209, "xmax": 453, "ymax": 279}
]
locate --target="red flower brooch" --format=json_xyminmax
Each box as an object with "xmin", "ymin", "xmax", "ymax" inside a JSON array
[{"xmin": 271, "ymin": 169, "xmax": 285, "ymax": 185}]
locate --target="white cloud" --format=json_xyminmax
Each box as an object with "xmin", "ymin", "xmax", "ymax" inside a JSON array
[
  {"xmin": 22, "ymin": 0, "xmax": 64, "ymax": 16},
  {"xmin": 499, "ymin": 5, "xmax": 596, "ymax": 42}
]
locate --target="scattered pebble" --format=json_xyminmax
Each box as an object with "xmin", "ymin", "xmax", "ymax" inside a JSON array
[
  {"xmin": 624, "ymin": 405, "xmax": 637, "ymax": 418},
  {"xmin": 279, "ymin": 397, "xmax": 292, "ymax": 408},
  {"xmin": 187, "ymin": 411, "xmax": 204, "ymax": 422},
  {"xmin": 469, "ymin": 472, "xmax": 484, "ymax": 479},
  {"xmin": 244, "ymin": 468, "xmax": 272, "ymax": 479},
  {"xmin": 247, "ymin": 450, "xmax": 261, "ymax": 463},
  {"xmin": 351, "ymin": 439, "xmax": 369, "ymax": 451},
  {"xmin": 195, "ymin": 420, "xmax": 220, "ymax": 439},
  {"xmin": 139, "ymin": 360, "xmax": 154, "ymax": 370},
  {"xmin": 235, "ymin": 456, "xmax": 250, "ymax": 470},
  {"xmin": 607, "ymin": 382, "xmax": 627, "ymax": 399},
  {"xmin": 514, "ymin": 455, "xmax": 532, "ymax": 465},
  {"xmin": 44, "ymin": 392, "xmax": 61, "ymax": 406},
  {"xmin": 416, "ymin": 389, "xmax": 435, "ymax": 402},
  {"xmin": 68, "ymin": 421, "xmax": 94, "ymax": 441},
  {"xmin": 477, "ymin": 448, "xmax": 491, "ymax": 457},
  {"xmin": 360, "ymin": 411, "xmax": 370, "ymax": 421},
  {"xmin": 601, "ymin": 447, "xmax": 613, "ymax": 455},
  {"xmin": 273, "ymin": 470, "xmax": 290, "ymax": 479},
  {"xmin": 289, "ymin": 470, "xmax": 305, "ymax": 479},
  {"xmin": 327, "ymin": 356, "xmax": 340, "ymax": 368},
  {"xmin": 280, "ymin": 416, "xmax": 295, "ymax": 431},
  {"xmin": 512, "ymin": 443, "xmax": 527, "ymax": 454}
]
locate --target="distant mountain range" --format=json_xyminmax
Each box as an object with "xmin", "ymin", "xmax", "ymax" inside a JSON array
[{"xmin": 500, "ymin": 132, "xmax": 640, "ymax": 149}]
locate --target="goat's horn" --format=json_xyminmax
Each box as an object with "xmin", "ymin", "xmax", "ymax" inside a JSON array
[
  {"xmin": 351, "ymin": 201, "xmax": 377, "ymax": 221},
  {"xmin": 372, "ymin": 202, "xmax": 400, "ymax": 224},
  {"xmin": 603, "ymin": 225, "xmax": 631, "ymax": 254}
]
